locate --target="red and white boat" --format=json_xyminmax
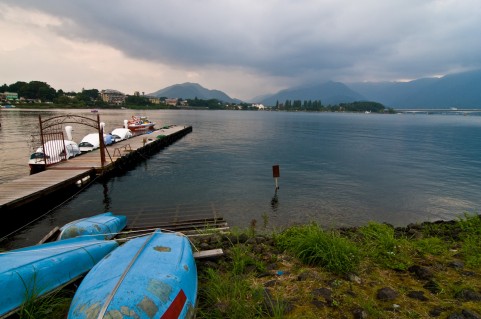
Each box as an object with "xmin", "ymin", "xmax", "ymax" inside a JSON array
[{"xmin": 125, "ymin": 116, "xmax": 155, "ymax": 132}]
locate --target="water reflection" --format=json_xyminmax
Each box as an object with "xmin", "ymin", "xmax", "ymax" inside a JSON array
[
  {"xmin": 270, "ymin": 191, "xmax": 279, "ymax": 212},
  {"xmin": 102, "ymin": 182, "xmax": 111, "ymax": 211}
]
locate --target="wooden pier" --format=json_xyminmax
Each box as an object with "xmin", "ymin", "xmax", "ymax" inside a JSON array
[{"xmin": 0, "ymin": 125, "xmax": 192, "ymax": 215}]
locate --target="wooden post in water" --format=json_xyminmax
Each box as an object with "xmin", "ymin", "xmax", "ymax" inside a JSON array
[{"xmin": 272, "ymin": 164, "xmax": 280, "ymax": 191}]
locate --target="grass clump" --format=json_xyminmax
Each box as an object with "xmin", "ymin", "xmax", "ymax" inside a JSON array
[
  {"xmin": 457, "ymin": 213, "xmax": 481, "ymax": 267},
  {"xmin": 413, "ymin": 236, "xmax": 448, "ymax": 256},
  {"xmin": 230, "ymin": 244, "xmax": 266, "ymax": 275},
  {"xmin": 18, "ymin": 286, "xmax": 74, "ymax": 319},
  {"xmin": 197, "ymin": 268, "xmax": 264, "ymax": 319},
  {"xmin": 357, "ymin": 222, "xmax": 413, "ymax": 270},
  {"xmin": 274, "ymin": 223, "xmax": 360, "ymax": 275}
]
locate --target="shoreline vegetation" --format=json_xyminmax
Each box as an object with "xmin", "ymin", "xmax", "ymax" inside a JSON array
[
  {"xmin": 4, "ymin": 101, "xmax": 395, "ymax": 113},
  {"xmin": 1, "ymin": 80, "xmax": 395, "ymax": 113},
  {"xmin": 13, "ymin": 213, "xmax": 481, "ymax": 319}
]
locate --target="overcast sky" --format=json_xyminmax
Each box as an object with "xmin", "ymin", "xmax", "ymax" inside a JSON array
[{"xmin": 1, "ymin": 0, "xmax": 480, "ymax": 100}]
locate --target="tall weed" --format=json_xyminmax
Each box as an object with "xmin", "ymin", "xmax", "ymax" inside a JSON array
[
  {"xmin": 275, "ymin": 223, "xmax": 360, "ymax": 275},
  {"xmin": 457, "ymin": 213, "xmax": 481, "ymax": 267},
  {"xmin": 358, "ymin": 222, "xmax": 413, "ymax": 270},
  {"xmin": 197, "ymin": 268, "xmax": 263, "ymax": 319}
]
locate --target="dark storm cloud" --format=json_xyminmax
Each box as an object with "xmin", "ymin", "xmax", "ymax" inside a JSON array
[{"xmin": 4, "ymin": 0, "xmax": 481, "ymax": 83}]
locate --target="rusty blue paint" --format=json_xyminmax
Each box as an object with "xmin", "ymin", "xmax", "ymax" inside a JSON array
[
  {"xmin": 0, "ymin": 237, "xmax": 118, "ymax": 318},
  {"xmin": 58, "ymin": 212, "xmax": 127, "ymax": 240},
  {"xmin": 67, "ymin": 230, "xmax": 197, "ymax": 319}
]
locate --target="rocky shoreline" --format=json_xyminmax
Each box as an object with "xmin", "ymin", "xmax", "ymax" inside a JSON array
[{"xmin": 191, "ymin": 218, "xmax": 481, "ymax": 318}]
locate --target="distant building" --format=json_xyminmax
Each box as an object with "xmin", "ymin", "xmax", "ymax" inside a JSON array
[
  {"xmin": 165, "ymin": 98, "xmax": 178, "ymax": 106},
  {"xmin": 100, "ymin": 89, "xmax": 126, "ymax": 105},
  {"xmin": 145, "ymin": 95, "xmax": 161, "ymax": 104},
  {"xmin": 1, "ymin": 92, "xmax": 18, "ymax": 102},
  {"xmin": 252, "ymin": 103, "xmax": 265, "ymax": 110}
]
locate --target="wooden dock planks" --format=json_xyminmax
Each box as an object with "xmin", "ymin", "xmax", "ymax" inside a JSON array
[
  {"xmin": 0, "ymin": 125, "xmax": 192, "ymax": 213},
  {"xmin": 0, "ymin": 168, "xmax": 94, "ymax": 210}
]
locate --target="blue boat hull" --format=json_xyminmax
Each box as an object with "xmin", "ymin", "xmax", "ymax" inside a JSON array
[
  {"xmin": 0, "ymin": 237, "xmax": 119, "ymax": 318},
  {"xmin": 68, "ymin": 230, "xmax": 197, "ymax": 319},
  {"xmin": 58, "ymin": 212, "xmax": 127, "ymax": 240}
]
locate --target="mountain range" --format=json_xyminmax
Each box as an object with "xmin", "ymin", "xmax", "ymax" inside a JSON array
[
  {"xmin": 149, "ymin": 82, "xmax": 242, "ymax": 104},
  {"xmin": 149, "ymin": 69, "xmax": 481, "ymax": 109}
]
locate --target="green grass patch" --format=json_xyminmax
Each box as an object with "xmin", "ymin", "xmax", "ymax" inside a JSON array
[
  {"xmin": 358, "ymin": 222, "xmax": 413, "ymax": 270},
  {"xmin": 197, "ymin": 268, "xmax": 264, "ymax": 319},
  {"xmin": 229, "ymin": 244, "xmax": 266, "ymax": 275},
  {"xmin": 413, "ymin": 237, "xmax": 448, "ymax": 256},
  {"xmin": 18, "ymin": 286, "xmax": 74, "ymax": 319},
  {"xmin": 457, "ymin": 212, "xmax": 481, "ymax": 236},
  {"xmin": 274, "ymin": 223, "xmax": 361, "ymax": 275},
  {"xmin": 457, "ymin": 213, "xmax": 481, "ymax": 267}
]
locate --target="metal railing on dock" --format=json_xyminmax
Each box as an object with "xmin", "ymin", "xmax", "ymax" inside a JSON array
[{"xmin": 0, "ymin": 125, "xmax": 193, "ymax": 237}]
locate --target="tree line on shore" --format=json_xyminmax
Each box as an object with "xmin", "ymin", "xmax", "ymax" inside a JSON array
[{"xmin": 1, "ymin": 80, "xmax": 393, "ymax": 113}]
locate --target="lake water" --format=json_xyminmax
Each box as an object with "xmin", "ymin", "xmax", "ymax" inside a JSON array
[{"xmin": 2, "ymin": 108, "xmax": 481, "ymax": 249}]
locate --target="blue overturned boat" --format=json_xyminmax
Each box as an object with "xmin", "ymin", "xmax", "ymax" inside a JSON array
[
  {"xmin": 68, "ymin": 229, "xmax": 198, "ymax": 319},
  {"xmin": 0, "ymin": 237, "xmax": 119, "ymax": 318},
  {"xmin": 58, "ymin": 212, "xmax": 127, "ymax": 240}
]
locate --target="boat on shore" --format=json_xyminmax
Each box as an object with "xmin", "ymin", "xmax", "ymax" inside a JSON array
[
  {"xmin": 57, "ymin": 212, "xmax": 127, "ymax": 240},
  {"xmin": 125, "ymin": 115, "xmax": 155, "ymax": 132},
  {"xmin": 0, "ymin": 237, "xmax": 118, "ymax": 318},
  {"xmin": 68, "ymin": 229, "xmax": 197, "ymax": 319}
]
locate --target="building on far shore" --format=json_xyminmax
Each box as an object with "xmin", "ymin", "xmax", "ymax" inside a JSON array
[
  {"xmin": 165, "ymin": 98, "xmax": 178, "ymax": 106},
  {"xmin": 252, "ymin": 103, "xmax": 265, "ymax": 110},
  {"xmin": 146, "ymin": 96, "xmax": 161, "ymax": 104},
  {"xmin": 0, "ymin": 92, "xmax": 18, "ymax": 103},
  {"xmin": 100, "ymin": 89, "xmax": 126, "ymax": 105}
]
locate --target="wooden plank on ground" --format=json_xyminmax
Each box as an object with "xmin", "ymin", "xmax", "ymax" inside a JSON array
[{"xmin": 194, "ymin": 249, "xmax": 224, "ymax": 259}]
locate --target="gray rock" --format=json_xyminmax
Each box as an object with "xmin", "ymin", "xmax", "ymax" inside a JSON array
[
  {"xmin": 424, "ymin": 279, "xmax": 442, "ymax": 294},
  {"xmin": 352, "ymin": 307, "xmax": 368, "ymax": 319},
  {"xmin": 455, "ymin": 289, "xmax": 481, "ymax": 301},
  {"xmin": 297, "ymin": 271, "xmax": 320, "ymax": 281},
  {"xmin": 407, "ymin": 290, "xmax": 429, "ymax": 301},
  {"xmin": 449, "ymin": 260, "xmax": 465, "ymax": 269},
  {"xmin": 463, "ymin": 309, "xmax": 481, "ymax": 319},
  {"xmin": 408, "ymin": 265, "xmax": 434, "ymax": 280},
  {"xmin": 429, "ymin": 306, "xmax": 444, "ymax": 317},
  {"xmin": 348, "ymin": 273, "xmax": 362, "ymax": 284},
  {"xmin": 312, "ymin": 287, "xmax": 333, "ymax": 299},
  {"xmin": 311, "ymin": 300, "xmax": 325, "ymax": 309},
  {"xmin": 376, "ymin": 287, "xmax": 398, "ymax": 301}
]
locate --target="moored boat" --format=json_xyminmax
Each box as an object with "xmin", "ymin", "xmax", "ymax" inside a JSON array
[
  {"xmin": 78, "ymin": 133, "xmax": 113, "ymax": 152},
  {"xmin": 110, "ymin": 127, "xmax": 133, "ymax": 142},
  {"xmin": 58, "ymin": 212, "xmax": 127, "ymax": 240},
  {"xmin": 68, "ymin": 229, "xmax": 197, "ymax": 319},
  {"xmin": 126, "ymin": 115, "xmax": 155, "ymax": 132},
  {"xmin": 28, "ymin": 126, "xmax": 81, "ymax": 173},
  {"xmin": 0, "ymin": 237, "xmax": 119, "ymax": 318},
  {"xmin": 78, "ymin": 122, "xmax": 114, "ymax": 152}
]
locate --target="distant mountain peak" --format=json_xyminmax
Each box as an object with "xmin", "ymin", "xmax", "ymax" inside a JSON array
[
  {"xmin": 148, "ymin": 83, "xmax": 241, "ymax": 103},
  {"xmin": 259, "ymin": 81, "xmax": 365, "ymax": 106}
]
